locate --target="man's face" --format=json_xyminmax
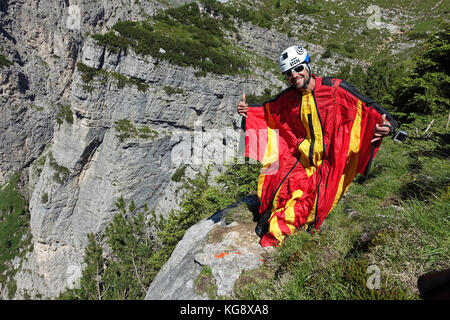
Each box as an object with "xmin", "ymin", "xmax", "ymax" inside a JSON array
[{"xmin": 285, "ymin": 64, "xmax": 309, "ymax": 89}]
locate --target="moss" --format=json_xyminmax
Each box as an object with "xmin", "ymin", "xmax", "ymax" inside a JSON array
[{"xmin": 224, "ymin": 202, "xmax": 255, "ymax": 225}]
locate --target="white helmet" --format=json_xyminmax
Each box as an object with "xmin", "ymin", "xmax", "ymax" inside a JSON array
[{"xmin": 279, "ymin": 45, "xmax": 311, "ymax": 74}]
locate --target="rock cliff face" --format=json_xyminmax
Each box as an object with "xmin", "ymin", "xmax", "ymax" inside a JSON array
[{"xmin": 1, "ymin": 0, "xmax": 345, "ymax": 299}]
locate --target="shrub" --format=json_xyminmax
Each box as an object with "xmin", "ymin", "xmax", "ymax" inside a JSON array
[
  {"xmin": 55, "ymin": 104, "xmax": 73, "ymax": 125},
  {"xmin": 77, "ymin": 62, "xmax": 148, "ymax": 92},
  {"xmin": 171, "ymin": 164, "xmax": 187, "ymax": 182},
  {"xmin": 0, "ymin": 54, "xmax": 12, "ymax": 68},
  {"xmin": 114, "ymin": 119, "xmax": 158, "ymax": 142},
  {"xmin": 48, "ymin": 153, "xmax": 70, "ymax": 184},
  {"xmin": 163, "ymin": 86, "xmax": 184, "ymax": 96},
  {"xmin": 390, "ymin": 22, "xmax": 450, "ymax": 114},
  {"xmin": 245, "ymin": 88, "xmax": 275, "ymax": 105}
]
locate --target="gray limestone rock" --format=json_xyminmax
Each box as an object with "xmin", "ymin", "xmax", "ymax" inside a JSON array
[{"xmin": 146, "ymin": 195, "xmax": 271, "ymax": 300}]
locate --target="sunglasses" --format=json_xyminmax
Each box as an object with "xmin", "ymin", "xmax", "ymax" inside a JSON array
[{"xmin": 283, "ymin": 64, "xmax": 306, "ymax": 77}]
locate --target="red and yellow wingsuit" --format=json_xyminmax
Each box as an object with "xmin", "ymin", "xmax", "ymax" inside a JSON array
[{"xmin": 243, "ymin": 75, "xmax": 396, "ymax": 247}]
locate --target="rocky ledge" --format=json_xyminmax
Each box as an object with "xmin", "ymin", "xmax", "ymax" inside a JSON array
[{"xmin": 145, "ymin": 194, "xmax": 273, "ymax": 299}]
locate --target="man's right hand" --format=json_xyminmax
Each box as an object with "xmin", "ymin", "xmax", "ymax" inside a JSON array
[{"xmin": 237, "ymin": 93, "xmax": 248, "ymax": 118}]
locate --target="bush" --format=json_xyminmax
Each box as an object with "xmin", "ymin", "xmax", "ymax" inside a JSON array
[
  {"xmin": 114, "ymin": 119, "xmax": 158, "ymax": 142},
  {"xmin": 171, "ymin": 164, "xmax": 187, "ymax": 182},
  {"xmin": 0, "ymin": 54, "xmax": 12, "ymax": 68},
  {"xmin": 321, "ymin": 49, "xmax": 332, "ymax": 59},
  {"xmin": 48, "ymin": 153, "xmax": 70, "ymax": 184},
  {"xmin": 335, "ymin": 60, "xmax": 407, "ymax": 105},
  {"xmin": 55, "ymin": 104, "xmax": 73, "ymax": 125},
  {"xmin": 77, "ymin": 62, "xmax": 148, "ymax": 92}
]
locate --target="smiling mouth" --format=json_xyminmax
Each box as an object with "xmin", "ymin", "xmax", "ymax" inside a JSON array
[{"xmin": 292, "ymin": 77, "xmax": 304, "ymax": 86}]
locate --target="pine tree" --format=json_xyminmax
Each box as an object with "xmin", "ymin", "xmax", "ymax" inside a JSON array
[
  {"xmin": 60, "ymin": 233, "xmax": 106, "ymax": 300},
  {"xmin": 392, "ymin": 21, "xmax": 450, "ymax": 114}
]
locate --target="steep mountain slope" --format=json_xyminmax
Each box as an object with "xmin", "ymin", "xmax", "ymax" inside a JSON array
[{"xmin": 0, "ymin": 0, "xmax": 447, "ymax": 299}]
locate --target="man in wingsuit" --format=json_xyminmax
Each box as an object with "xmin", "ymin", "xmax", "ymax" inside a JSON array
[{"xmin": 238, "ymin": 45, "xmax": 394, "ymax": 247}]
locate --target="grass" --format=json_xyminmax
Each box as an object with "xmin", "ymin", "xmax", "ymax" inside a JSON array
[
  {"xmin": 232, "ymin": 112, "xmax": 449, "ymax": 300},
  {"xmin": 194, "ymin": 265, "xmax": 218, "ymax": 299}
]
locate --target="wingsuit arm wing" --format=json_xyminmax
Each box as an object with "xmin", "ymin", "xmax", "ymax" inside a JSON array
[
  {"xmin": 240, "ymin": 104, "xmax": 269, "ymax": 162},
  {"xmin": 336, "ymin": 80, "xmax": 397, "ymax": 176}
]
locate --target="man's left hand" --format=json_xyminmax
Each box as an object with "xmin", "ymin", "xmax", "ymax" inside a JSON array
[{"xmin": 371, "ymin": 114, "xmax": 392, "ymax": 143}]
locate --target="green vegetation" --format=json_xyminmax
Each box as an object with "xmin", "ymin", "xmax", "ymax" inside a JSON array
[
  {"xmin": 224, "ymin": 0, "xmax": 447, "ymax": 63},
  {"xmin": 59, "ymin": 199, "xmax": 166, "ymax": 300},
  {"xmin": 194, "ymin": 265, "xmax": 218, "ymax": 299},
  {"xmin": 48, "ymin": 153, "xmax": 70, "ymax": 184},
  {"xmin": 163, "ymin": 85, "xmax": 185, "ymax": 96},
  {"xmin": 0, "ymin": 54, "xmax": 12, "ymax": 68},
  {"xmin": 55, "ymin": 104, "xmax": 73, "ymax": 125},
  {"xmin": 41, "ymin": 193, "xmax": 48, "ymax": 204},
  {"xmin": 335, "ymin": 60, "xmax": 408, "ymax": 105},
  {"xmin": 57, "ymin": 22, "xmax": 449, "ymax": 299},
  {"xmin": 32, "ymin": 155, "xmax": 47, "ymax": 177},
  {"xmin": 171, "ymin": 164, "xmax": 188, "ymax": 182},
  {"xmin": 233, "ymin": 113, "xmax": 449, "ymax": 299},
  {"xmin": 222, "ymin": 0, "xmax": 319, "ymax": 30},
  {"xmin": 231, "ymin": 24, "xmax": 450, "ymax": 300},
  {"xmin": 90, "ymin": 1, "xmax": 248, "ymax": 76},
  {"xmin": 59, "ymin": 158, "xmax": 261, "ymax": 300},
  {"xmin": 114, "ymin": 119, "xmax": 158, "ymax": 142},
  {"xmin": 245, "ymin": 88, "xmax": 277, "ymax": 105},
  {"xmin": 148, "ymin": 160, "xmax": 261, "ymax": 281},
  {"xmin": 10, "ymin": 1, "xmax": 445, "ymax": 301},
  {"xmin": 0, "ymin": 174, "xmax": 33, "ymax": 298},
  {"xmin": 390, "ymin": 22, "xmax": 449, "ymax": 115},
  {"xmin": 77, "ymin": 62, "xmax": 148, "ymax": 92},
  {"xmin": 224, "ymin": 202, "xmax": 255, "ymax": 225},
  {"xmin": 336, "ymin": 22, "xmax": 449, "ymax": 119}
]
